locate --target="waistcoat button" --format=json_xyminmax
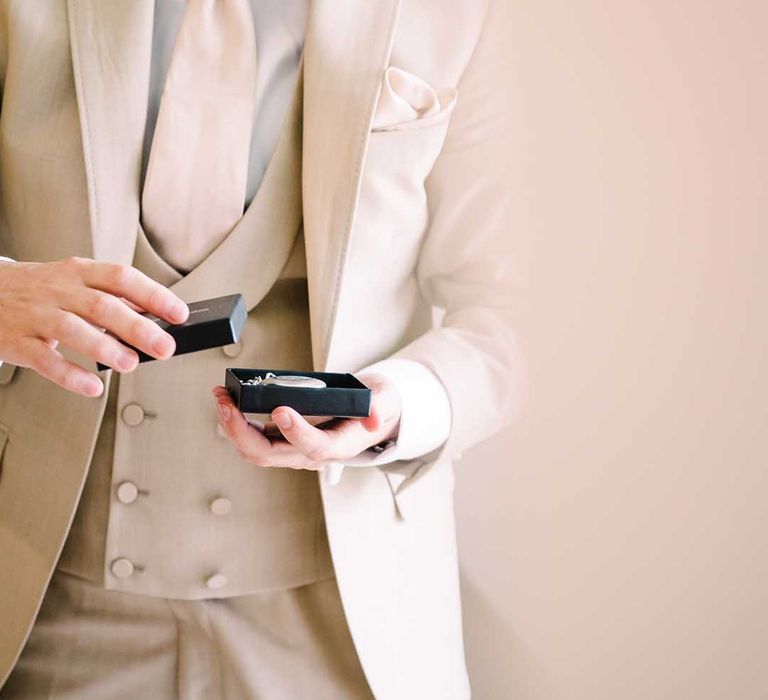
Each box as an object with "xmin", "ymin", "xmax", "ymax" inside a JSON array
[
  {"xmin": 116, "ymin": 481, "xmax": 139, "ymax": 504},
  {"xmin": 121, "ymin": 403, "xmax": 146, "ymax": 427},
  {"xmin": 110, "ymin": 558, "xmax": 135, "ymax": 579},
  {"xmin": 221, "ymin": 341, "xmax": 243, "ymax": 359},
  {"xmin": 210, "ymin": 497, "xmax": 233, "ymax": 516},
  {"xmin": 205, "ymin": 573, "xmax": 228, "ymax": 590}
]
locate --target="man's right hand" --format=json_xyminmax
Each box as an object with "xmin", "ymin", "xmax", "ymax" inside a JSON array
[{"xmin": 0, "ymin": 257, "xmax": 189, "ymax": 397}]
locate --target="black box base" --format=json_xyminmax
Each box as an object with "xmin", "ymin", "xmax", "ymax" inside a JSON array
[
  {"xmin": 225, "ymin": 368, "xmax": 372, "ymax": 418},
  {"xmin": 97, "ymin": 294, "xmax": 246, "ymax": 371}
]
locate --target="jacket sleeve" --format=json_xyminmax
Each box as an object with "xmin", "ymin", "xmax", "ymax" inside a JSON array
[{"xmin": 355, "ymin": 0, "xmax": 528, "ymax": 468}]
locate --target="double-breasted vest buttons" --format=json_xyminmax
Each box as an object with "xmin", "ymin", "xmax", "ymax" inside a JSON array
[
  {"xmin": 110, "ymin": 558, "xmax": 135, "ymax": 579},
  {"xmin": 121, "ymin": 403, "xmax": 146, "ymax": 427},
  {"xmin": 116, "ymin": 481, "xmax": 139, "ymax": 504},
  {"xmin": 205, "ymin": 574, "xmax": 228, "ymax": 590},
  {"xmin": 221, "ymin": 342, "xmax": 243, "ymax": 358},
  {"xmin": 210, "ymin": 497, "xmax": 233, "ymax": 516}
]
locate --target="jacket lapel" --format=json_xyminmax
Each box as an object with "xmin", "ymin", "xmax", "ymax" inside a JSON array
[
  {"xmin": 67, "ymin": 0, "xmax": 154, "ymax": 265},
  {"xmin": 302, "ymin": 0, "xmax": 401, "ymax": 370}
]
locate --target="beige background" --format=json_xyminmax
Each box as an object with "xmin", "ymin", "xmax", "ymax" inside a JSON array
[{"xmin": 455, "ymin": 1, "xmax": 767, "ymax": 699}]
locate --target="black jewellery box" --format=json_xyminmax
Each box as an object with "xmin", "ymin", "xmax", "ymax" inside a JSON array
[
  {"xmin": 225, "ymin": 368, "xmax": 372, "ymax": 418},
  {"xmin": 97, "ymin": 293, "xmax": 247, "ymax": 371}
]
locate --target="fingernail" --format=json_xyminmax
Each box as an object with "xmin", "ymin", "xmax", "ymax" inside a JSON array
[
  {"xmin": 117, "ymin": 349, "xmax": 138, "ymax": 371},
  {"xmin": 169, "ymin": 302, "xmax": 188, "ymax": 323},
  {"xmin": 217, "ymin": 403, "xmax": 231, "ymax": 422},
  {"xmin": 82, "ymin": 376, "xmax": 103, "ymax": 397},
  {"xmin": 273, "ymin": 411, "xmax": 292, "ymax": 430},
  {"xmin": 153, "ymin": 333, "xmax": 175, "ymax": 358}
]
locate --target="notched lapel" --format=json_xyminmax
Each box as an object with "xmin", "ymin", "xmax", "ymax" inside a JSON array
[
  {"xmin": 67, "ymin": 0, "xmax": 154, "ymax": 265},
  {"xmin": 302, "ymin": 0, "xmax": 402, "ymax": 371}
]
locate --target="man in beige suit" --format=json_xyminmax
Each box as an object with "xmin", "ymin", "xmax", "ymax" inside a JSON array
[{"xmin": 0, "ymin": 0, "xmax": 522, "ymax": 698}]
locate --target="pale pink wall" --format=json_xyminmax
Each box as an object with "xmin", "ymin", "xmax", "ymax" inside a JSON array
[{"xmin": 455, "ymin": 2, "xmax": 768, "ymax": 698}]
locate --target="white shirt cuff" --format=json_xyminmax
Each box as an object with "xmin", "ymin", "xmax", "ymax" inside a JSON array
[{"xmin": 344, "ymin": 358, "xmax": 452, "ymax": 467}]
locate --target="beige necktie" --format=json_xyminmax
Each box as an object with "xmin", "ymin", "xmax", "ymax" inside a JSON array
[{"xmin": 142, "ymin": 0, "xmax": 257, "ymax": 274}]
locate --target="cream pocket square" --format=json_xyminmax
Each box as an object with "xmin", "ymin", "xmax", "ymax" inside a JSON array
[{"xmin": 371, "ymin": 67, "xmax": 458, "ymax": 132}]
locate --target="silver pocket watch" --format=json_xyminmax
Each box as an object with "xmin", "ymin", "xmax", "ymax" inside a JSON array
[{"xmin": 243, "ymin": 372, "xmax": 327, "ymax": 389}]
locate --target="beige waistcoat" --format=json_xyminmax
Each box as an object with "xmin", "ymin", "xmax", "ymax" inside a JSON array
[{"xmin": 57, "ymin": 71, "xmax": 334, "ymax": 600}]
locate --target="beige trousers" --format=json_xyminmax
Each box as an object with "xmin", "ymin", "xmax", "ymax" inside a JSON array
[{"xmin": 1, "ymin": 569, "xmax": 373, "ymax": 700}]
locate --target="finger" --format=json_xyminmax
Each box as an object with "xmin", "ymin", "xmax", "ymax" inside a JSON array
[
  {"xmin": 79, "ymin": 260, "xmax": 188, "ymax": 324},
  {"xmin": 271, "ymin": 406, "xmax": 353, "ymax": 463},
  {"xmin": 212, "ymin": 385, "xmax": 231, "ymax": 399},
  {"xmin": 212, "ymin": 386, "xmax": 268, "ymax": 431},
  {"xmin": 214, "ymin": 393, "xmax": 319, "ymax": 469},
  {"xmin": 261, "ymin": 416, "xmax": 339, "ymax": 436},
  {"xmin": 62, "ymin": 288, "xmax": 176, "ymax": 360},
  {"xmin": 288, "ymin": 413, "xmax": 386, "ymax": 462},
  {"xmin": 215, "ymin": 393, "xmax": 269, "ymax": 452},
  {"xmin": 355, "ymin": 373, "xmax": 402, "ymax": 433},
  {"xmin": 292, "ymin": 414, "xmax": 338, "ymax": 429},
  {"xmin": 211, "ymin": 388, "xmax": 333, "ymax": 431},
  {"xmin": 20, "ymin": 337, "xmax": 104, "ymax": 397},
  {"xmin": 312, "ymin": 415, "xmax": 371, "ymax": 442},
  {"xmin": 118, "ymin": 297, "xmax": 147, "ymax": 314},
  {"xmin": 37, "ymin": 308, "xmax": 139, "ymax": 372}
]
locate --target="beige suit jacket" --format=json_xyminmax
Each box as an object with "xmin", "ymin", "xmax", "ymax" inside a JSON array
[{"xmin": 0, "ymin": 1, "xmax": 523, "ymax": 698}]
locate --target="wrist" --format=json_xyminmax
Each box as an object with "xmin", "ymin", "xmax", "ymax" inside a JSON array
[
  {"xmin": 369, "ymin": 416, "xmax": 400, "ymax": 455},
  {"xmin": 380, "ymin": 417, "xmax": 400, "ymax": 444}
]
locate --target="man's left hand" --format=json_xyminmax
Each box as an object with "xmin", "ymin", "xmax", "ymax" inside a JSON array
[{"xmin": 211, "ymin": 374, "xmax": 401, "ymax": 470}]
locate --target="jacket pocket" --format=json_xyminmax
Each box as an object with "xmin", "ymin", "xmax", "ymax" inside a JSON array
[{"xmin": 371, "ymin": 66, "xmax": 458, "ymax": 133}]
